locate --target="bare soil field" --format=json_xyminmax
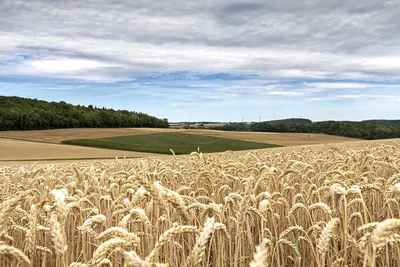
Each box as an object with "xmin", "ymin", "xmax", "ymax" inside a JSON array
[
  {"xmin": 0, "ymin": 128, "xmax": 357, "ymax": 146},
  {"xmin": 0, "ymin": 138, "xmax": 158, "ymax": 162}
]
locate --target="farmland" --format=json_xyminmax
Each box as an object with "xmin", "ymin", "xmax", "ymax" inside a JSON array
[
  {"xmin": 0, "ymin": 128, "xmax": 179, "ymax": 144},
  {"xmin": 0, "ymin": 128, "xmax": 357, "ymax": 164},
  {"xmin": 0, "ymin": 138, "xmax": 157, "ymax": 162},
  {"xmin": 183, "ymin": 129, "xmax": 357, "ymax": 146},
  {"xmin": 61, "ymin": 132, "xmax": 281, "ymax": 154},
  {"xmin": 0, "ymin": 127, "xmax": 356, "ymax": 145},
  {"xmin": 0, "ymin": 138, "xmax": 399, "ymax": 267}
]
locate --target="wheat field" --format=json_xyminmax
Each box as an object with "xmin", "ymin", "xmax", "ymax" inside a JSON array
[{"xmin": 0, "ymin": 140, "xmax": 399, "ymax": 267}]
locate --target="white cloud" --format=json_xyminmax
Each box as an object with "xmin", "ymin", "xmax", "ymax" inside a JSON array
[
  {"xmin": 27, "ymin": 58, "xmax": 116, "ymax": 73},
  {"xmin": 307, "ymin": 97, "xmax": 326, "ymax": 101},
  {"xmin": 264, "ymin": 91, "xmax": 305, "ymax": 96},
  {"xmin": 335, "ymin": 94, "xmax": 400, "ymax": 99},
  {"xmin": 364, "ymin": 56, "xmax": 400, "ymax": 69},
  {"xmin": 309, "ymin": 82, "xmax": 374, "ymax": 89}
]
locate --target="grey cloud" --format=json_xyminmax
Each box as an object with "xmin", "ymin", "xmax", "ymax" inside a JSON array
[
  {"xmin": 15, "ymin": 45, "xmax": 162, "ymax": 70},
  {"xmin": 221, "ymin": 2, "xmax": 264, "ymax": 13},
  {"xmin": 1, "ymin": 0, "xmax": 400, "ymax": 83}
]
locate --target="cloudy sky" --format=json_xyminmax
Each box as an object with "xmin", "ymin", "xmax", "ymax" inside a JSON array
[{"xmin": 1, "ymin": 0, "xmax": 399, "ymax": 122}]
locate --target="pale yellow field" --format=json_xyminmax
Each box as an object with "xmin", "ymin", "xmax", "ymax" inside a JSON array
[
  {"xmin": 0, "ymin": 138, "xmax": 158, "ymax": 162},
  {"xmin": 183, "ymin": 129, "xmax": 357, "ymax": 146},
  {"xmin": 0, "ymin": 128, "xmax": 180, "ymax": 143}
]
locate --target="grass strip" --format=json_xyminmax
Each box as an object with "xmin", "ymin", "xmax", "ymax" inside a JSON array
[{"xmin": 62, "ymin": 132, "xmax": 282, "ymax": 155}]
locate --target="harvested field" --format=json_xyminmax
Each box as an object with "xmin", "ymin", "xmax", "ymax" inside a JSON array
[
  {"xmin": 183, "ymin": 129, "xmax": 358, "ymax": 146},
  {"xmin": 0, "ymin": 128, "xmax": 179, "ymax": 143},
  {"xmin": 0, "ymin": 138, "xmax": 158, "ymax": 162},
  {"xmin": 0, "ymin": 138, "xmax": 399, "ymax": 266}
]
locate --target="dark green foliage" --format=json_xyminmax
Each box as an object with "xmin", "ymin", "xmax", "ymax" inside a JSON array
[
  {"xmin": 212, "ymin": 119, "xmax": 311, "ymax": 132},
  {"xmin": 362, "ymin": 120, "xmax": 400, "ymax": 126},
  {"xmin": 0, "ymin": 96, "xmax": 169, "ymax": 131},
  {"xmin": 214, "ymin": 123, "xmax": 251, "ymax": 131},
  {"xmin": 266, "ymin": 118, "xmax": 312, "ymax": 124},
  {"xmin": 209, "ymin": 117, "xmax": 400, "ymax": 140},
  {"xmin": 250, "ymin": 121, "xmax": 400, "ymax": 140},
  {"xmin": 62, "ymin": 132, "xmax": 281, "ymax": 154}
]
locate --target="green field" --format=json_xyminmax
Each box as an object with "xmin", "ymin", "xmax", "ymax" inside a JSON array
[{"xmin": 61, "ymin": 132, "xmax": 281, "ymax": 155}]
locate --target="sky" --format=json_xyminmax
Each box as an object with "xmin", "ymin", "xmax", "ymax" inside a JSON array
[{"xmin": 0, "ymin": 0, "xmax": 399, "ymax": 122}]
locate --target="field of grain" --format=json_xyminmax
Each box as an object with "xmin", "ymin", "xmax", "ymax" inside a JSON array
[
  {"xmin": 0, "ymin": 138, "xmax": 158, "ymax": 162},
  {"xmin": 0, "ymin": 139, "xmax": 399, "ymax": 267}
]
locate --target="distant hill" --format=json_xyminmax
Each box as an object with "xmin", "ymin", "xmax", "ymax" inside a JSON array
[
  {"xmin": 208, "ymin": 117, "xmax": 400, "ymax": 140},
  {"xmin": 213, "ymin": 122, "xmax": 251, "ymax": 131},
  {"xmin": 362, "ymin": 120, "xmax": 400, "ymax": 126},
  {"xmin": 171, "ymin": 121, "xmax": 225, "ymax": 124},
  {"xmin": 0, "ymin": 96, "xmax": 169, "ymax": 131},
  {"xmin": 263, "ymin": 118, "xmax": 312, "ymax": 124},
  {"xmin": 251, "ymin": 120, "xmax": 400, "ymax": 140},
  {"xmin": 211, "ymin": 118, "xmax": 311, "ymax": 131}
]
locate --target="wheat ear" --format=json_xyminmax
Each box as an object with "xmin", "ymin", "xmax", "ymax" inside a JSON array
[
  {"xmin": 317, "ymin": 218, "xmax": 340, "ymax": 265},
  {"xmin": 187, "ymin": 217, "xmax": 216, "ymax": 266},
  {"xmin": 0, "ymin": 243, "xmax": 31, "ymax": 266}
]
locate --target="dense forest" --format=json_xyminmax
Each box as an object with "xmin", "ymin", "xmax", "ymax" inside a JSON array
[
  {"xmin": 362, "ymin": 120, "xmax": 400, "ymax": 126},
  {"xmin": 214, "ymin": 122, "xmax": 251, "ymax": 131},
  {"xmin": 214, "ymin": 118, "xmax": 313, "ymax": 132},
  {"xmin": 212, "ymin": 118, "xmax": 400, "ymax": 140},
  {"xmin": 263, "ymin": 118, "xmax": 313, "ymax": 124},
  {"xmin": 250, "ymin": 121, "xmax": 400, "ymax": 140},
  {"xmin": 0, "ymin": 96, "xmax": 169, "ymax": 131}
]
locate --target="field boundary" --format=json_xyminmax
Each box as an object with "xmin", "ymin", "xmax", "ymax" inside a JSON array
[{"xmin": 0, "ymin": 156, "xmax": 141, "ymax": 162}]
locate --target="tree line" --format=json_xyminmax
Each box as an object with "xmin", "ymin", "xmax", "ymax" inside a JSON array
[
  {"xmin": 213, "ymin": 119, "xmax": 400, "ymax": 140},
  {"xmin": 0, "ymin": 96, "xmax": 169, "ymax": 131},
  {"xmin": 250, "ymin": 121, "xmax": 400, "ymax": 140},
  {"xmin": 362, "ymin": 120, "xmax": 400, "ymax": 126}
]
